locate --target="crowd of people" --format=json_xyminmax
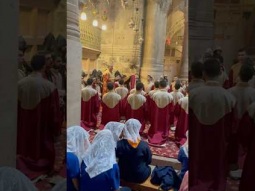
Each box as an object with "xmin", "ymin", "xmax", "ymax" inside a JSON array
[
  {"xmin": 13, "ymin": 33, "xmax": 255, "ymax": 191},
  {"xmin": 189, "ymin": 47, "xmax": 255, "ymax": 191},
  {"xmin": 16, "ymin": 34, "xmax": 67, "ymax": 179},
  {"xmin": 78, "ymin": 64, "xmax": 189, "ymax": 190},
  {"xmin": 81, "ymin": 66, "xmax": 189, "ymax": 146}
]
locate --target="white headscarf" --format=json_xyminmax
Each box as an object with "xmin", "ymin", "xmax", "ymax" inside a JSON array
[
  {"xmin": 123, "ymin": 118, "xmax": 141, "ymax": 143},
  {"xmin": 0, "ymin": 167, "xmax": 37, "ymax": 191},
  {"xmin": 104, "ymin": 122, "xmax": 125, "ymax": 144},
  {"xmin": 83, "ymin": 129, "xmax": 116, "ymax": 178},
  {"xmin": 182, "ymin": 131, "xmax": 189, "ymax": 157},
  {"xmin": 67, "ymin": 126, "xmax": 90, "ymax": 165}
]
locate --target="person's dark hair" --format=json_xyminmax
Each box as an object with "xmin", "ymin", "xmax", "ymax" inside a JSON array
[
  {"xmin": 87, "ymin": 78, "xmax": 94, "ymax": 85},
  {"xmin": 154, "ymin": 81, "xmax": 159, "ymax": 88},
  {"xmin": 191, "ymin": 61, "xmax": 203, "ymax": 78},
  {"xmin": 238, "ymin": 48, "xmax": 246, "ymax": 53},
  {"xmin": 115, "ymin": 70, "xmax": 121, "ymax": 77},
  {"xmin": 203, "ymin": 58, "xmax": 221, "ymax": 78},
  {"xmin": 175, "ymin": 82, "xmax": 181, "ymax": 90},
  {"xmin": 239, "ymin": 64, "xmax": 254, "ymax": 82},
  {"xmin": 81, "ymin": 71, "xmax": 86, "ymax": 78},
  {"xmin": 136, "ymin": 82, "xmax": 144, "ymax": 91},
  {"xmin": 107, "ymin": 82, "xmax": 114, "ymax": 91},
  {"xmin": 52, "ymin": 53, "xmax": 62, "ymax": 61},
  {"xmin": 119, "ymin": 79, "xmax": 124, "ymax": 85},
  {"xmin": 159, "ymin": 80, "xmax": 167, "ymax": 88},
  {"xmin": 30, "ymin": 54, "xmax": 46, "ymax": 71},
  {"xmin": 19, "ymin": 36, "xmax": 27, "ymax": 53}
]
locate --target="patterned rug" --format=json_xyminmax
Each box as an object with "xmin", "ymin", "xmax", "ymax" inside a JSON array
[
  {"xmin": 35, "ymin": 127, "xmax": 66, "ymax": 191},
  {"xmin": 88, "ymin": 129, "xmax": 179, "ymax": 159}
]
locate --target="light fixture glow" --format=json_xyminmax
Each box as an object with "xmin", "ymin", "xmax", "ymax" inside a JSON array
[
  {"xmin": 80, "ymin": 12, "xmax": 87, "ymax": 20},
  {"xmin": 92, "ymin": 20, "xmax": 98, "ymax": 27},
  {"xmin": 102, "ymin": 24, "xmax": 107, "ymax": 31}
]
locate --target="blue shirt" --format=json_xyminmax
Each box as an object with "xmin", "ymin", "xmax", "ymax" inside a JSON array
[
  {"xmin": 177, "ymin": 146, "xmax": 188, "ymax": 180},
  {"xmin": 67, "ymin": 152, "xmax": 80, "ymax": 191},
  {"xmin": 116, "ymin": 139, "xmax": 152, "ymax": 183},
  {"xmin": 80, "ymin": 162, "xmax": 120, "ymax": 191}
]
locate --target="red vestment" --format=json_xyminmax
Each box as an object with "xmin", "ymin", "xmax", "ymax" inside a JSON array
[
  {"xmin": 81, "ymin": 86, "xmax": 100, "ymax": 130},
  {"xmin": 189, "ymin": 81, "xmax": 236, "ymax": 191},
  {"xmin": 101, "ymin": 91, "xmax": 121, "ymax": 128},
  {"xmin": 17, "ymin": 72, "xmax": 61, "ymax": 179},
  {"xmin": 148, "ymin": 89, "xmax": 174, "ymax": 145}
]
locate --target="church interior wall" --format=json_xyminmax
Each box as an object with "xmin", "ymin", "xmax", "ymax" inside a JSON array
[
  {"xmin": 19, "ymin": 0, "xmax": 66, "ymax": 62},
  {"xmin": 214, "ymin": 0, "xmax": 255, "ymax": 72}
]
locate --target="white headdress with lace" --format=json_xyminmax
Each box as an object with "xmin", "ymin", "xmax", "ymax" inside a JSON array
[
  {"xmin": 67, "ymin": 126, "xmax": 90, "ymax": 165},
  {"xmin": 83, "ymin": 129, "xmax": 116, "ymax": 178},
  {"xmin": 104, "ymin": 122, "xmax": 125, "ymax": 144},
  {"xmin": 123, "ymin": 118, "xmax": 141, "ymax": 143},
  {"xmin": 0, "ymin": 167, "xmax": 37, "ymax": 191}
]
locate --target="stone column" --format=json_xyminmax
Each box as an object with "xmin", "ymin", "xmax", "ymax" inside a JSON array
[
  {"xmin": 189, "ymin": 0, "xmax": 214, "ymax": 62},
  {"xmin": 140, "ymin": 0, "xmax": 172, "ymax": 82},
  {"xmin": 67, "ymin": 0, "xmax": 82, "ymax": 127},
  {"xmin": 0, "ymin": 0, "xmax": 18, "ymax": 167},
  {"xmin": 179, "ymin": 0, "xmax": 188, "ymax": 80}
]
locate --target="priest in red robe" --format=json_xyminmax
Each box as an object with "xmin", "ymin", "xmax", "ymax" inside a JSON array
[
  {"xmin": 228, "ymin": 64, "xmax": 255, "ymax": 173},
  {"xmin": 148, "ymin": 80, "xmax": 174, "ymax": 146},
  {"xmin": 115, "ymin": 79, "xmax": 129, "ymax": 118},
  {"xmin": 239, "ymin": 102, "xmax": 255, "ymax": 191},
  {"xmin": 125, "ymin": 82, "xmax": 148, "ymax": 134},
  {"xmin": 189, "ymin": 58, "xmax": 236, "ymax": 191},
  {"xmin": 81, "ymin": 78, "xmax": 100, "ymax": 130},
  {"xmin": 174, "ymin": 95, "xmax": 188, "ymax": 145},
  {"xmin": 17, "ymin": 54, "xmax": 61, "ymax": 179},
  {"xmin": 101, "ymin": 82, "xmax": 121, "ymax": 127}
]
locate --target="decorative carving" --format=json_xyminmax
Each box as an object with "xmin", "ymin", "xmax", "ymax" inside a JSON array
[
  {"xmin": 67, "ymin": 0, "xmax": 80, "ymax": 41},
  {"xmin": 80, "ymin": 20, "xmax": 101, "ymax": 51}
]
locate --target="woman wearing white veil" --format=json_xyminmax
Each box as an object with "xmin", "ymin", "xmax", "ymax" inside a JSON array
[
  {"xmin": 67, "ymin": 126, "xmax": 90, "ymax": 191},
  {"xmin": 80, "ymin": 129, "xmax": 127, "ymax": 191},
  {"xmin": 116, "ymin": 119, "xmax": 152, "ymax": 183},
  {"xmin": 104, "ymin": 122, "xmax": 125, "ymax": 146}
]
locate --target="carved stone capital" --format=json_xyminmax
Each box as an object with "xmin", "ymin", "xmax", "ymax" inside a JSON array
[{"xmin": 67, "ymin": 0, "xmax": 80, "ymax": 41}]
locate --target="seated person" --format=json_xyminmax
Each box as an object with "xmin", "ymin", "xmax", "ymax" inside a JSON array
[
  {"xmin": 104, "ymin": 122, "xmax": 125, "ymax": 146},
  {"xmin": 177, "ymin": 131, "xmax": 189, "ymax": 180},
  {"xmin": 80, "ymin": 129, "xmax": 131, "ymax": 191},
  {"xmin": 67, "ymin": 126, "xmax": 91, "ymax": 191},
  {"xmin": 116, "ymin": 119, "xmax": 152, "ymax": 183}
]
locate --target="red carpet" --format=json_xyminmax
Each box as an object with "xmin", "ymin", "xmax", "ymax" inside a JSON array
[{"xmin": 89, "ymin": 129, "xmax": 179, "ymax": 159}]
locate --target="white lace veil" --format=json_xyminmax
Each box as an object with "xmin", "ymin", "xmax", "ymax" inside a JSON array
[
  {"xmin": 104, "ymin": 122, "xmax": 125, "ymax": 144},
  {"xmin": 123, "ymin": 118, "xmax": 141, "ymax": 143},
  {"xmin": 83, "ymin": 129, "xmax": 117, "ymax": 178},
  {"xmin": 0, "ymin": 167, "xmax": 37, "ymax": 191},
  {"xmin": 67, "ymin": 126, "xmax": 90, "ymax": 165}
]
